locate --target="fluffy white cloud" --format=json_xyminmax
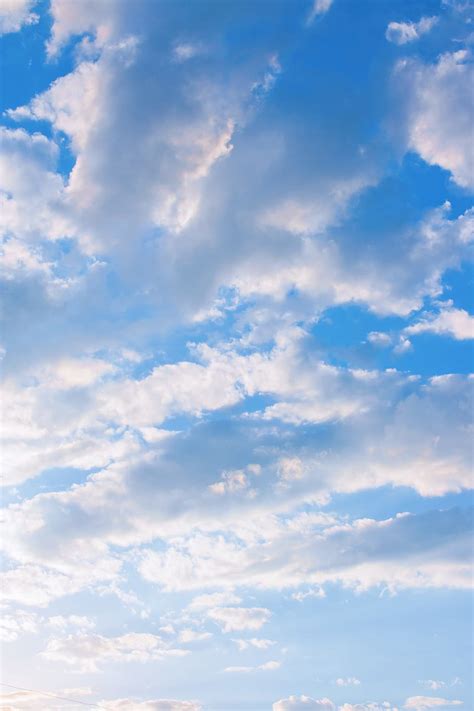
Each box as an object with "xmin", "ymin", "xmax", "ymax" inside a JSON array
[
  {"xmin": 0, "ymin": 610, "xmax": 38, "ymax": 642},
  {"xmin": 1, "ymin": 363, "xmax": 471, "ymax": 607},
  {"xmin": 0, "ymin": 0, "xmax": 38, "ymax": 35},
  {"xmin": 9, "ymin": 10, "xmax": 278, "ymax": 258},
  {"xmin": 397, "ymin": 51, "xmax": 474, "ymax": 189},
  {"xmin": 386, "ymin": 16, "xmax": 438, "ymax": 45},
  {"xmin": 137, "ymin": 508, "xmax": 473, "ymax": 595},
  {"xmin": 0, "ymin": 127, "xmax": 67, "ymax": 245},
  {"xmin": 405, "ymin": 303, "xmax": 474, "ymax": 340},
  {"xmin": 0, "ymin": 327, "xmax": 407, "ymax": 485},
  {"xmin": 368, "ymin": 331, "xmax": 392, "ymax": 347}
]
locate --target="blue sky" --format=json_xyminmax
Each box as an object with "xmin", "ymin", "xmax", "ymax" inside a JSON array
[{"xmin": 0, "ymin": 1, "xmax": 473, "ymax": 710}]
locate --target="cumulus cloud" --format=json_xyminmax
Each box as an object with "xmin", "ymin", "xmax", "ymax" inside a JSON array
[
  {"xmin": 2, "ymin": 0, "xmax": 473, "ymax": 703},
  {"xmin": 386, "ymin": 16, "xmax": 438, "ymax": 45},
  {"xmin": 0, "ymin": 127, "xmax": 67, "ymax": 245},
  {"xmin": 137, "ymin": 508, "xmax": 473, "ymax": 595},
  {"xmin": 397, "ymin": 51, "xmax": 474, "ymax": 189},
  {"xmin": 0, "ymin": 0, "xmax": 38, "ymax": 35},
  {"xmin": 405, "ymin": 303, "xmax": 474, "ymax": 340},
  {"xmin": 2, "ymin": 364, "xmax": 472, "ymax": 607},
  {"xmin": 0, "ymin": 327, "xmax": 408, "ymax": 484}
]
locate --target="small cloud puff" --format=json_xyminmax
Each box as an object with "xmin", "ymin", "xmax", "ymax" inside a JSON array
[
  {"xmin": 386, "ymin": 16, "xmax": 438, "ymax": 45},
  {"xmin": 335, "ymin": 677, "xmax": 361, "ymax": 687},
  {"xmin": 307, "ymin": 0, "xmax": 334, "ymax": 25},
  {"xmin": 224, "ymin": 659, "xmax": 281, "ymax": 673}
]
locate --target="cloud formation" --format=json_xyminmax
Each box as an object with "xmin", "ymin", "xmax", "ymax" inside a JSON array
[{"xmin": 1, "ymin": 0, "xmax": 472, "ymax": 707}]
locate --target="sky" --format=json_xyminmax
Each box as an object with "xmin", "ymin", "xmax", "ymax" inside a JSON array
[{"xmin": 0, "ymin": 0, "xmax": 473, "ymax": 710}]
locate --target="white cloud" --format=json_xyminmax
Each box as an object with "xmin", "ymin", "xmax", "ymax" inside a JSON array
[
  {"xmin": 2, "ymin": 0, "xmax": 472, "ymax": 705},
  {"xmin": 137, "ymin": 507, "xmax": 473, "ymax": 595},
  {"xmin": 208, "ymin": 469, "xmax": 251, "ymax": 496},
  {"xmin": 368, "ymin": 332, "xmax": 392, "ymax": 347},
  {"xmin": 0, "ymin": 610, "xmax": 38, "ymax": 641},
  {"xmin": 386, "ymin": 16, "xmax": 438, "ymax": 45},
  {"xmin": 0, "ymin": 328, "xmax": 404, "ymax": 485},
  {"xmin": 393, "ymin": 335, "xmax": 412, "ymax": 354},
  {"xmin": 0, "ymin": 690, "xmax": 201, "ymax": 711},
  {"xmin": 172, "ymin": 42, "xmax": 205, "ymax": 63},
  {"xmin": 177, "ymin": 629, "xmax": 212, "ymax": 643},
  {"xmin": 273, "ymin": 701, "xmax": 398, "ymax": 711},
  {"xmin": 0, "ymin": 0, "xmax": 38, "ymax": 35},
  {"xmin": 232, "ymin": 637, "xmax": 275, "ymax": 651},
  {"xmin": 224, "ymin": 659, "xmax": 281, "ymax": 673},
  {"xmin": 187, "ymin": 591, "xmax": 242, "ymax": 611},
  {"xmin": 46, "ymin": 614, "xmax": 96, "ymax": 632},
  {"xmin": 273, "ymin": 697, "xmax": 336, "ymax": 711},
  {"xmin": 101, "ymin": 701, "xmax": 202, "ymax": 711},
  {"xmin": 45, "ymin": 0, "xmax": 122, "ymax": 57},
  {"xmin": 1, "ymin": 365, "xmax": 471, "ymax": 608},
  {"xmin": 42, "ymin": 631, "xmax": 189, "ymax": 673},
  {"xmin": 307, "ymin": 0, "xmax": 334, "ymax": 26},
  {"xmin": 406, "ymin": 303, "xmax": 474, "ymax": 340},
  {"xmin": 0, "ymin": 689, "xmax": 64, "ymax": 709},
  {"xmin": 0, "ymin": 127, "xmax": 67, "ymax": 244},
  {"xmin": 206, "ymin": 606, "xmax": 272, "ymax": 632},
  {"xmin": 397, "ymin": 51, "xmax": 474, "ymax": 189},
  {"xmin": 419, "ymin": 682, "xmax": 447, "ymax": 691},
  {"xmin": 335, "ymin": 678, "xmax": 361, "ymax": 687},
  {"xmin": 339, "ymin": 705, "xmax": 399, "ymax": 711},
  {"xmin": 404, "ymin": 698, "xmax": 463, "ymax": 710},
  {"xmin": 292, "ymin": 587, "xmax": 326, "ymax": 601}
]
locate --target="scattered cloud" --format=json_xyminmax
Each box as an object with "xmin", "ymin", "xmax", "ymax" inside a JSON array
[
  {"xmin": 404, "ymin": 697, "xmax": 463, "ymax": 711},
  {"xmin": 0, "ymin": 0, "xmax": 38, "ymax": 35},
  {"xmin": 206, "ymin": 607, "xmax": 272, "ymax": 633},
  {"xmin": 223, "ymin": 659, "xmax": 281, "ymax": 673},
  {"xmin": 42, "ymin": 631, "xmax": 189, "ymax": 673},
  {"xmin": 397, "ymin": 51, "xmax": 474, "ymax": 189},
  {"xmin": 386, "ymin": 16, "xmax": 438, "ymax": 45},
  {"xmin": 335, "ymin": 678, "xmax": 361, "ymax": 687},
  {"xmin": 406, "ymin": 303, "xmax": 474, "ymax": 340}
]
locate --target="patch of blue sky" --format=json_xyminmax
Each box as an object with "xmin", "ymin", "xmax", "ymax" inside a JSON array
[
  {"xmin": 326, "ymin": 486, "xmax": 474, "ymax": 521},
  {"xmin": 444, "ymin": 261, "xmax": 474, "ymax": 312}
]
